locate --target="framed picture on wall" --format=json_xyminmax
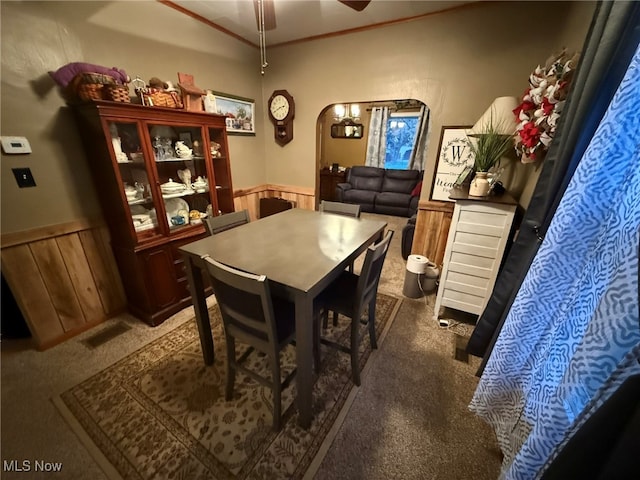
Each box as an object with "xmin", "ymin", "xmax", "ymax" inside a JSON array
[
  {"xmin": 211, "ymin": 91, "xmax": 256, "ymax": 136},
  {"xmin": 430, "ymin": 126, "xmax": 475, "ymax": 202}
]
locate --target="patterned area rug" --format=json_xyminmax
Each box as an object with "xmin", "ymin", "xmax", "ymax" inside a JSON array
[{"xmin": 56, "ymin": 293, "xmax": 401, "ymax": 479}]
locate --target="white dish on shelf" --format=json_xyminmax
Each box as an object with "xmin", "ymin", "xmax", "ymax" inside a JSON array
[
  {"xmin": 131, "ymin": 206, "xmax": 157, "ymax": 232},
  {"xmin": 132, "ymin": 213, "xmax": 152, "ymax": 224},
  {"xmin": 128, "ymin": 197, "xmax": 150, "ymax": 205},
  {"xmin": 160, "ymin": 178, "xmax": 187, "ymax": 194},
  {"xmin": 162, "ymin": 190, "xmax": 195, "ymax": 199},
  {"xmin": 165, "ymin": 197, "xmax": 189, "ymax": 225},
  {"xmin": 156, "ymin": 157, "xmax": 193, "ymax": 163},
  {"xmin": 135, "ymin": 223, "xmax": 156, "ymax": 232}
]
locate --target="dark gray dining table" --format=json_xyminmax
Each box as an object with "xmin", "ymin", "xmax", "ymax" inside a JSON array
[{"xmin": 179, "ymin": 208, "xmax": 387, "ymax": 429}]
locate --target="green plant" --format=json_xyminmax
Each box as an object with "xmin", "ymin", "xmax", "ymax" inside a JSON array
[{"xmin": 468, "ymin": 120, "xmax": 514, "ymax": 172}]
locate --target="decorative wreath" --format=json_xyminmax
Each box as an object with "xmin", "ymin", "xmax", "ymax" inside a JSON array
[{"xmin": 514, "ymin": 49, "xmax": 580, "ymax": 163}]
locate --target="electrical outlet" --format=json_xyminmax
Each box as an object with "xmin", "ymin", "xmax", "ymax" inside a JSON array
[{"xmin": 12, "ymin": 168, "xmax": 36, "ymax": 188}]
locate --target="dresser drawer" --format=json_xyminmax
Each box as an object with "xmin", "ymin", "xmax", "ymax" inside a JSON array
[
  {"xmin": 441, "ymin": 288, "xmax": 484, "ymax": 315},
  {"xmin": 451, "ymin": 231, "xmax": 500, "ymax": 259},
  {"xmin": 448, "ymin": 251, "xmax": 494, "ymax": 279},
  {"xmin": 445, "ymin": 271, "xmax": 490, "ymax": 295}
]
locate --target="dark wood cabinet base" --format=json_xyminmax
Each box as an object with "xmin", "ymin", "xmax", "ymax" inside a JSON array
[{"xmin": 319, "ymin": 167, "xmax": 347, "ymax": 203}]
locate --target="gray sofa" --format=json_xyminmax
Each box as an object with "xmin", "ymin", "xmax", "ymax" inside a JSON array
[{"xmin": 336, "ymin": 166, "xmax": 422, "ymax": 217}]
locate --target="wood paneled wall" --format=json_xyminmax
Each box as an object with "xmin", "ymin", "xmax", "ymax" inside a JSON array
[
  {"xmin": 1, "ymin": 219, "xmax": 126, "ymax": 350},
  {"xmin": 0, "ymin": 183, "xmax": 312, "ymax": 350},
  {"xmin": 412, "ymin": 199, "xmax": 455, "ymax": 267},
  {"xmin": 233, "ymin": 184, "xmax": 316, "ymax": 219}
]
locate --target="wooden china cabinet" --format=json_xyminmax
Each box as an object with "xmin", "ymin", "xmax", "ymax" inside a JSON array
[{"xmin": 73, "ymin": 101, "xmax": 234, "ymax": 326}]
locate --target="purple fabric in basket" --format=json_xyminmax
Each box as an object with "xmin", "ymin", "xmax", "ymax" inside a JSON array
[{"xmin": 49, "ymin": 62, "xmax": 129, "ymax": 87}]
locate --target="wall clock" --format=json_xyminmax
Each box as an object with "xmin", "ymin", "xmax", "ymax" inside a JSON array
[{"xmin": 267, "ymin": 90, "xmax": 295, "ymax": 146}]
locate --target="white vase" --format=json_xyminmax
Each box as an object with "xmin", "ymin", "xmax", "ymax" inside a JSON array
[
  {"xmin": 203, "ymin": 90, "xmax": 217, "ymax": 113},
  {"xmin": 469, "ymin": 171, "xmax": 491, "ymax": 196}
]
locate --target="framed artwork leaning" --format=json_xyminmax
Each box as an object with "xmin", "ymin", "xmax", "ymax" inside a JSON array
[
  {"xmin": 430, "ymin": 126, "xmax": 475, "ymax": 201},
  {"xmin": 211, "ymin": 91, "xmax": 255, "ymax": 136}
]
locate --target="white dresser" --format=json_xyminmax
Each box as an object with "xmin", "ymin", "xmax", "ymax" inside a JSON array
[{"xmin": 434, "ymin": 188, "xmax": 517, "ymax": 321}]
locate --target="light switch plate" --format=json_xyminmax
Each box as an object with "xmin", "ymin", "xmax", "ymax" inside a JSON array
[
  {"xmin": 1, "ymin": 136, "xmax": 32, "ymax": 154},
  {"xmin": 12, "ymin": 168, "xmax": 36, "ymax": 188}
]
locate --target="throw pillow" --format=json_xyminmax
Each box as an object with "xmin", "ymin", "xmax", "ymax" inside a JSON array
[{"xmin": 411, "ymin": 181, "xmax": 423, "ymax": 197}]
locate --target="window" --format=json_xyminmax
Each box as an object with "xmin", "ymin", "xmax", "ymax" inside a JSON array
[{"xmin": 384, "ymin": 112, "xmax": 421, "ymax": 169}]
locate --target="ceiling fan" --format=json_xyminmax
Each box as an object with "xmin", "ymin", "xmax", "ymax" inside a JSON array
[
  {"xmin": 337, "ymin": 1, "xmax": 372, "ymax": 12},
  {"xmin": 253, "ymin": 0, "xmax": 371, "ymax": 74},
  {"xmin": 253, "ymin": 0, "xmax": 372, "ymax": 31}
]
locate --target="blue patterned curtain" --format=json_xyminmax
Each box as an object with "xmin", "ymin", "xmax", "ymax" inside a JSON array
[
  {"xmin": 365, "ymin": 106, "xmax": 388, "ymax": 167},
  {"xmin": 469, "ymin": 44, "xmax": 640, "ymax": 480},
  {"xmin": 408, "ymin": 105, "xmax": 430, "ymax": 171}
]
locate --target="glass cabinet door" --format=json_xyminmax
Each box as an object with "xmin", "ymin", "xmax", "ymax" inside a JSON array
[
  {"xmin": 149, "ymin": 124, "xmax": 212, "ymax": 232},
  {"xmin": 208, "ymin": 127, "xmax": 233, "ymax": 214},
  {"xmin": 108, "ymin": 121, "xmax": 161, "ymax": 242}
]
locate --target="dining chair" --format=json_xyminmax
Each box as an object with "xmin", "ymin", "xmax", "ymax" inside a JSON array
[
  {"xmin": 203, "ymin": 209, "xmax": 250, "ymax": 235},
  {"xmin": 320, "ymin": 200, "xmax": 362, "ymax": 286},
  {"xmin": 201, "ymin": 254, "xmax": 297, "ymax": 431},
  {"xmin": 319, "ymin": 200, "xmax": 361, "ymax": 218},
  {"xmin": 314, "ymin": 229, "xmax": 394, "ymax": 386}
]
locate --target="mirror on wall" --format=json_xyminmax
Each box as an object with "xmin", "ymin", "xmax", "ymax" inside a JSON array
[{"xmin": 331, "ymin": 121, "xmax": 363, "ymax": 138}]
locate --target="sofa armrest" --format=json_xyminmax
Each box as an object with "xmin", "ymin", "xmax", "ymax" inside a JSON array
[
  {"xmin": 335, "ymin": 182, "xmax": 351, "ymax": 202},
  {"xmin": 409, "ymin": 196, "xmax": 419, "ymax": 217},
  {"xmin": 401, "ymin": 215, "xmax": 417, "ymax": 260}
]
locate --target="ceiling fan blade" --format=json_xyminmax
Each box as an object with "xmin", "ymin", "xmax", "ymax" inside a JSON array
[
  {"xmin": 254, "ymin": 0, "xmax": 276, "ymax": 31},
  {"xmin": 338, "ymin": 0, "xmax": 372, "ymax": 12}
]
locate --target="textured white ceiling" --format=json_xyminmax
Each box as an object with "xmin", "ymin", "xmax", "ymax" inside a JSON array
[{"xmin": 170, "ymin": 0, "xmax": 476, "ymax": 46}]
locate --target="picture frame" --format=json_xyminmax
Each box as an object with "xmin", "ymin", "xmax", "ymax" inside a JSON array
[
  {"xmin": 454, "ymin": 165, "xmax": 474, "ymax": 187},
  {"xmin": 211, "ymin": 91, "xmax": 255, "ymax": 136},
  {"xmin": 430, "ymin": 126, "xmax": 475, "ymax": 202},
  {"xmin": 178, "ymin": 132, "xmax": 193, "ymax": 147}
]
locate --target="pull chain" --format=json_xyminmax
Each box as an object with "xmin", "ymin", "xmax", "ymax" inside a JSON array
[{"xmin": 258, "ymin": 0, "xmax": 268, "ymax": 75}]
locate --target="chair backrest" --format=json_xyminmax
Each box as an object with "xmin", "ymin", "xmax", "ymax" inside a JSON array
[
  {"xmin": 204, "ymin": 210, "xmax": 250, "ymax": 235},
  {"xmin": 320, "ymin": 200, "xmax": 361, "ymax": 218},
  {"xmin": 357, "ymin": 230, "xmax": 394, "ymax": 308},
  {"xmin": 201, "ymin": 255, "xmax": 278, "ymax": 349}
]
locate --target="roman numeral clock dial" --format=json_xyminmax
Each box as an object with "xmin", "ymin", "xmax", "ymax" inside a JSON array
[{"xmin": 268, "ymin": 90, "xmax": 295, "ymax": 146}]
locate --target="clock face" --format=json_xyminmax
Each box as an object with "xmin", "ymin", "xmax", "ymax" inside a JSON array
[{"xmin": 269, "ymin": 94, "xmax": 290, "ymax": 121}]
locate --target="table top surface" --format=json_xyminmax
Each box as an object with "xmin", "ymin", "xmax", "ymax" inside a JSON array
[{"xmin": 180, "ymin": 208, "xmax": 387, "ymax": 293}]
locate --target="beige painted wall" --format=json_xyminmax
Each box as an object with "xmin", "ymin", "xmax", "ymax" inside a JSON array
[
  {"xmin": 261, "ymin": 1, "xmax": 596, "ymax": 207},
  {"xmin": 1, "ymin": 1, "xmax": 596, "ymax": 235},
  {"xmin": 1, "ymin": 1, "xmax": 263, "ymax": 234},
  {"xmin": 320, "ymin": 106, "xmax": 370, "ymax": 168}
]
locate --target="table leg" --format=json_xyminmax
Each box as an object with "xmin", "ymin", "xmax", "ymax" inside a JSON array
[
  {"xmin": 183, "ymin": 253, "xmax": 214, "ymax": 365},
  {"xmin": 295, "ymin": 293, "xmax": 313, "ymax": 429}
]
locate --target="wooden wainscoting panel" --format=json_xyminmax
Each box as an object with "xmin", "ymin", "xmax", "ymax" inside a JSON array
[
  {"xmin": 1, "ymin": 245, "xmax": 64, "ymax": 346},
  {"xmin": 435, "ymin": 214, "xmax": 452, "ymax": 265},
  {"xmin": 413, "ymin": 199, "xmax": 455, "ymax": 267},
  {"xmin": 57, "ymin": 234, "xmax": 104, "ymax": 322},
  {"xmin": 233, "ymin": 195, "xmax": 254, "ymax": 219},
  {"xmin": 1, "ymin": 219, "xmax": 127, "ymax": 349},
  {"xmin": 80, "ymin": 227, "xmax": 126, "ymax": 315},
  {"xmin": 234, "ymin": 184, "xmax": 316, "ymax": 220},
  {"xmin": 29, "ymin": 238, "xmax": 87, "ymax": 332},
  {"xmin": 0, "ymin": 218, "xmax": 101, "ymax": 248}
]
